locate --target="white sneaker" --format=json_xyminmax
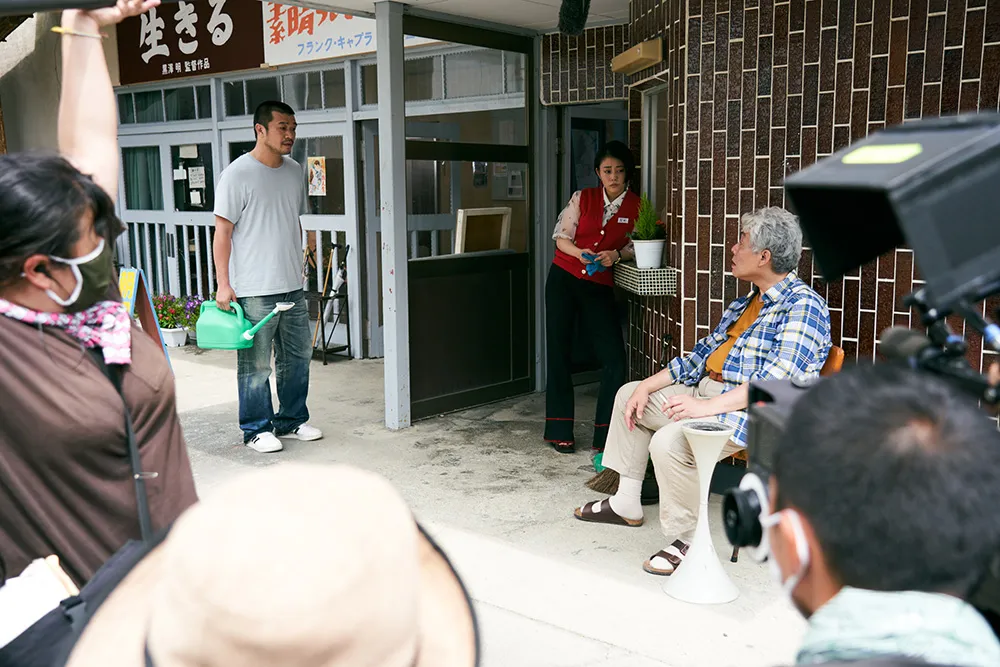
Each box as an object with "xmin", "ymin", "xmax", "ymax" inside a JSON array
[
  {"xmin": 246, "ymin": 432, "xmax": 283, "ymax": 453},
  {"xmin": 280, "ymin": 423, "xmax": 323, "ymax": 441}
]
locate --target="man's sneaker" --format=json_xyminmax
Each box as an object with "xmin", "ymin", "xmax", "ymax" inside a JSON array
[
  {"xmin": 247, "ymin": 432, "xmax": 283, "ymax": 453},
  {"xmin": 279, "ymin": 423, "xmax": 323, "ymax": 441}
]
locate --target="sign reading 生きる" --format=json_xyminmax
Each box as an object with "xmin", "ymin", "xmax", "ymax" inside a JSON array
[
  {"xmin": 117, "ymin": 0, "xmax": 265, "ymax": 86},
  {"xmin": 262, "ymin": 3, "xmax": 437, "ymax": 67}
]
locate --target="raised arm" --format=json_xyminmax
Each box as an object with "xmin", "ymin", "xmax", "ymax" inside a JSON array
[{"xmin": 57, "ymin": 1, "xmax": 159, "ymax": 199}]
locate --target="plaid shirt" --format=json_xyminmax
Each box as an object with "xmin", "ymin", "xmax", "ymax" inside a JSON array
[{"xmin": 666, "ymin": 272, "xmax": 832, "ymax": 448}]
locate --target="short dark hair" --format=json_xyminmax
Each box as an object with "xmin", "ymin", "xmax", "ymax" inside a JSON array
[
  {"xmin": 253, "ymin": 100, "xmax": 295, "ymax": 132},
  {"xmin": 774, "ymin": 362, "xmax": 1000, "ymax": 597},
  {"xmin": 593, "ymin": 140, "xmax": 635, "ymax": 186},
  {"xmin": 0, "ymin": 153, "xmax": 122, "ymax": 287}
]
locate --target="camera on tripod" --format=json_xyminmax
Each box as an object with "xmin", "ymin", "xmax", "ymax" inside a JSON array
[{"xmin": 721, "ymin": 112, "xmax": 1000, "ymax": 620}]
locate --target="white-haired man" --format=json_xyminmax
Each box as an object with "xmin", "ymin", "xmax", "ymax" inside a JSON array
[{"xmin": 575, "ymin": 206, "xmax": 833, "ymax": 576}]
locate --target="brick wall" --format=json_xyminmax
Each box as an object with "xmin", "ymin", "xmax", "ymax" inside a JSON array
[
  {"xmin": 540, "ymin": 25, "xmax": 631, "ymax": 105},
  {"xmin": 635, "ymin": 0, "xmax": 1000, "ymax": 379},
  {"xmin": 625, "ymin": 0, "xmax": 688, "ymax": 379}
]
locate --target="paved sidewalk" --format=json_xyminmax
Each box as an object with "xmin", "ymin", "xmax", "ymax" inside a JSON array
[{"xmin": 170, "ymin": 347, "xmax": 805, "ymax": 667}]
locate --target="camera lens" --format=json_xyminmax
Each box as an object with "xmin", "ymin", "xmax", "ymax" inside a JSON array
[{"xmin": 722, "ymin": 487, "xmax": 763, "ymax": 548}]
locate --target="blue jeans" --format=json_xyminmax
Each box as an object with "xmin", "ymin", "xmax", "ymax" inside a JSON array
[{"xmin": 236, "ymin": 290, "xmax": 311, "ymax": 442}]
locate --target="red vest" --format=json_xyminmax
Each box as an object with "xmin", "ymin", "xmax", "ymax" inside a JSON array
[{"xmin": 552, "ymin": 188, "xmax": 639, "ymax": 286}]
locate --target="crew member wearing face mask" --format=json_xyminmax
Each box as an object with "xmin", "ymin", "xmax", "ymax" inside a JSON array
[
  {"xmin": 0, "ymin": 1, "xmax": 197, "ymax": 588},
  {"xmin": 763, "ymin": 364, "xmax": 1000, "ymax": 667}
]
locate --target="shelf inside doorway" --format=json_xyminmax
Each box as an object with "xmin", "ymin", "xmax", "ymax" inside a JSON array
[{"xmin": 613, "ymin": 262, "xmax": 679, "ymax": 296}]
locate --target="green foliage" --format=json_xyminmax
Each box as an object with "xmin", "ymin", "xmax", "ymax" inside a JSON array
[
  {"xmin": 629, "ymin": 195, "xmax": 666, "ymax": 241},
  {"xmin": 152, "ymin": 294, "xmax": 185, "ymax": 330}
]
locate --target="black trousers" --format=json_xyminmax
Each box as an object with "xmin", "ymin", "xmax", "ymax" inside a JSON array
[{"xmin": 544, "ymin": 263, "xmax": 627, "ymax": 450}]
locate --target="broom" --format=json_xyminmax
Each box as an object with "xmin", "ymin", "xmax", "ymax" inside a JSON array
[{"xmin": 585, "ymin": 458, "xmax": 657, "ymax": 496}]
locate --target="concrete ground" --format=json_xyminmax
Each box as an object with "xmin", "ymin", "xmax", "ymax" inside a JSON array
[{"xmin": 170, "ymin": 347, "xmax": 806, "ymax": 667}]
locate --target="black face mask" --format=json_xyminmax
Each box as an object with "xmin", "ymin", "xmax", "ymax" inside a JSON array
[{"xmin": 46, "ymin": 238, "xmax": 113, "ymax": 312}]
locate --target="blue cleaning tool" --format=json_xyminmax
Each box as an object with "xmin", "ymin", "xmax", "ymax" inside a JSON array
[{"xmin": 581, "ymin": 252, "xmax": 609, "ymax": 276}]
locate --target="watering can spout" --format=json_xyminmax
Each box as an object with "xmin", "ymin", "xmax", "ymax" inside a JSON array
[{"xmin": 242, "ymin": 301, "xmax": 296, "ymax": 341}]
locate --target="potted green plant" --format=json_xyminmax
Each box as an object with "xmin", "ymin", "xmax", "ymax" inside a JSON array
[
  {"xmin": 153, "ymin": 294, "xmax": 188, "ymax": 347},
  {"xmin": 630, "ymin": 195, "xmax": 666, "ymax": 269}
]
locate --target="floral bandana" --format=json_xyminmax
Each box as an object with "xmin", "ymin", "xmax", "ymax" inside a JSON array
[{"xmin": 0, "ymin": 298, "xmax": 132, "ymax": 365}]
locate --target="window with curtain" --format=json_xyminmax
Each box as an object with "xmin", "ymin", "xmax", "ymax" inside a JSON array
[{"xmin": 122, "ymin": 146, "xmax": 164, "ymax": 211}]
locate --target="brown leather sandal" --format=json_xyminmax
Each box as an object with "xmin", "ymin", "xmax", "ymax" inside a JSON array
[
  {"xmin": 642, "ymin": 540, "xmax": 689, "ymax": 576},
  {"xmin": 573, "ymin": 499, "xmax": 644, "ymax": 527}
]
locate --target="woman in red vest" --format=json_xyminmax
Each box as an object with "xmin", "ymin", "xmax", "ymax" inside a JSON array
[{"xmin": 545, "ymin": 141, "xmax": 639, "ymax": 456}]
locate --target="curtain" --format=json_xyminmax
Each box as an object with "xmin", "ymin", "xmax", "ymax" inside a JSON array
[{"xmin": 122, "ymin": 147, "xmax": 164, "ymax": 211}]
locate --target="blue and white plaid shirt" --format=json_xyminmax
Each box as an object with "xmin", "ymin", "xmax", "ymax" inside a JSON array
[{"xmin": 666, "ymin": 272, "xmax": 832, "ymax": 448}]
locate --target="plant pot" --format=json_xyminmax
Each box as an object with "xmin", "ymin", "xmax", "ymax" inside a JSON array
[
  {"xmin": 633, "ymin": 239, "xmax": 666, "ymax": 269},
  {"xmin": 161, "ymin": 327, "xmax": 188, "ymax": 348},
  {"xmin": 185, "ymin": 326, "xmax": 197, "ymax": 343}
]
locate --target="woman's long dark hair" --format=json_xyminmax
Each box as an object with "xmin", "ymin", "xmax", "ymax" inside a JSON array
[
  {"xmin": 592, "ymin": 140, "xmax": 636, "ymax": 188},
  {"xmin": 0, "ymin": 153, "xmax": 122, "ymax": 287}
]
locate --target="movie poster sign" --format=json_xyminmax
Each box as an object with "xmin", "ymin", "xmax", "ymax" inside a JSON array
[{"xmin": 117, "ymin": 0, "xmax": 265, "ymax": 86}]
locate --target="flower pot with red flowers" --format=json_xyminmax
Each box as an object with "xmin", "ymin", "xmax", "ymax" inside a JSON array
[
  {"xmin": 153, "ymin": 294, "xmax": 188, "ymax": 347},
  {"xmin": 630, "ymin": 195, "xmax": 666, "ymax": 269}
]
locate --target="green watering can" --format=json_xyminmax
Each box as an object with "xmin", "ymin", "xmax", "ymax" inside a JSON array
[{"xmin": 196, "ymin": 301, "xmax": 296, "ymax": 350}]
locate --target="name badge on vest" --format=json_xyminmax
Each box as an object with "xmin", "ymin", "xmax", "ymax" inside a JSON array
[{"xmin": 617, "ymin": 216, "xmax": 630, "ymax": 224}]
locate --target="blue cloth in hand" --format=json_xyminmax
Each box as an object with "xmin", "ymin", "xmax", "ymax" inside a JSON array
[{"xmin": 581, "ymin": 252, "xmax": 608, "ymax": 276}]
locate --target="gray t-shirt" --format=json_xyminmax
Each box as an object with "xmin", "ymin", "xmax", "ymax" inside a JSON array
[{"xmin": 214, "ymin": 153, "xmax": 306, "ymax": 298}]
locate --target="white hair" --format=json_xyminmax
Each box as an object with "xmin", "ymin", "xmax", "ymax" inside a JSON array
[{"xmin": 740, "ymin": 207, "xmax": 803, "ymax": 274}]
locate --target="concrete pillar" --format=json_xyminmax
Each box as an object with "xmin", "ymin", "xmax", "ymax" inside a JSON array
[{"xmin": 375, "ymin": 1, "xmax": 411, "ymax": 429}]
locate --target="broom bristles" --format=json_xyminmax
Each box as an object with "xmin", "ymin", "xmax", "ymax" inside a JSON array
[{"xmin": 585, "ymin": 468, "xmax": 620, "ymax": 495}]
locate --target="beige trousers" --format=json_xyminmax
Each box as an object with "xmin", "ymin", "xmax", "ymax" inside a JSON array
[{"xmin": 601, "ymin": 378, "xmax": 744, "ymax": 543}]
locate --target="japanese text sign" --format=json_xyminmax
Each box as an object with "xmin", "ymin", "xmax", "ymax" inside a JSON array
[
  {"xmin": 262, "ymin": 3, "xmax": 437, "ymax": 67},
  {"xmin": 117, "ymin": 0, "xmax": 265, "ymax": 86}
]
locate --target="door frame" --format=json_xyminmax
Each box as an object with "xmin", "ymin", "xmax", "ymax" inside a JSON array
[
  {"xmin": 559, "ymin": 101, "xmax": 629, "ymax": 205},
  {"xmin": 359, "ymin": 118, "xmax": 462, "ymax": 359}
]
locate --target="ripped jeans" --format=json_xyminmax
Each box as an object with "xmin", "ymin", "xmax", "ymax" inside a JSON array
[{"xmin": 236, "ymin": 289, "xmax": 311, "ymax": 442}]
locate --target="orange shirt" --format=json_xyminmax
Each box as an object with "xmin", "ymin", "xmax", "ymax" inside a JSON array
[{"xmin": 705, "ymin": 293, "xmax": 764, "ymax": 374}]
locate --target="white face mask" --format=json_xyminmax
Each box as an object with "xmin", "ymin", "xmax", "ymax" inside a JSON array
[{"xmin": 760, "ymin": 508, "xmax": 811, "ymax": 596}]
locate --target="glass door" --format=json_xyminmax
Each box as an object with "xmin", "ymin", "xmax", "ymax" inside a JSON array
[{"xmin": 359, "ymin": 119, "xmax": 461, "ymax": 359}]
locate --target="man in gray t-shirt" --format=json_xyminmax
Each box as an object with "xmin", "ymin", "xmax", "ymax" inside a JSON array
[{"xmin": 213, "ymin": 100, "xmax": 323, "ymax": 454}]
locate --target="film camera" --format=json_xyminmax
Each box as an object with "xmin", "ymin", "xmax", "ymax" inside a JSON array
[{"xmin": 721, "ymin": 112, "xmax": 1000, "ymax": 622}]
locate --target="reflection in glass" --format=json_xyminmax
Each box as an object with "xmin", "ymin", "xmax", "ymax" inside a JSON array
[
  {"xmin": 404, "ymin": 108, "xmax": 526, "ymax": 146},
  {"xmin": 291, "ymin": 136, "xmax": 345, "ymax": 215},
  {"xmin": 122, "ymin": 147, "xmax": 164, "ymax": 211},
  {"xmin": 196, "ymin": 85, "xmax": 212, "ymax": 119},
  {"xmin": 404, "ymin": 57, "xmax": 442, "ymax": 101},
  {"xmin": 445, "ymin": 50, "xmax": 503, "ymax": 98},
  {"xmin": 164, "ymin": 87, "xmax": 197, "ymax": 122},
  {"xmin": 224, "ymin": 81, "xmax": 245, "ymax": 117},
  {"xmin": 361, "ymin": 64, "xmax": 378, "ymax": 105},
  {"xmin": 505, "ymin": 53, "xmax": 525, "ymax": 94},
  {"xmin": 118, "ymin": 93, "xmax": 136, "ymax": 125},
  {"xmin": 361, "ymin": 59, "xmax": 446, "ymax": 105},
  {"xmin": 134, "ymin": 91, "xmax": 164, "ymax": 124},
  {"xmin": 245, "ymin": 77, "xmax": 281, "ymax": 115},
  {"xmin": 404, "ymin": 160, "xmax": 528, "ymax": 259},
  {"xmin": 322, "ymin": 69, "xmax": 346, "ymax": 108},
  {"xmin": 282, "ymin": 72, "xmax": 322, "ymax": 111},
  {"xmin": 171, "ymin": 144, "xmax": 215, "ymax": 212}
]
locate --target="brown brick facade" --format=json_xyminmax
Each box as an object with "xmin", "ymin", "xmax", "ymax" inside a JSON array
[
  {"xmin": 552, "ymin": 1, "xmax": 1000, "ymax": 380},
  {"xmin": 540, "ymin": 25, "xmax": 631, "ymax": 105},
  {"xmin": 676, "ymin": 0, "xmax": 1000, "ymax": 377}
]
